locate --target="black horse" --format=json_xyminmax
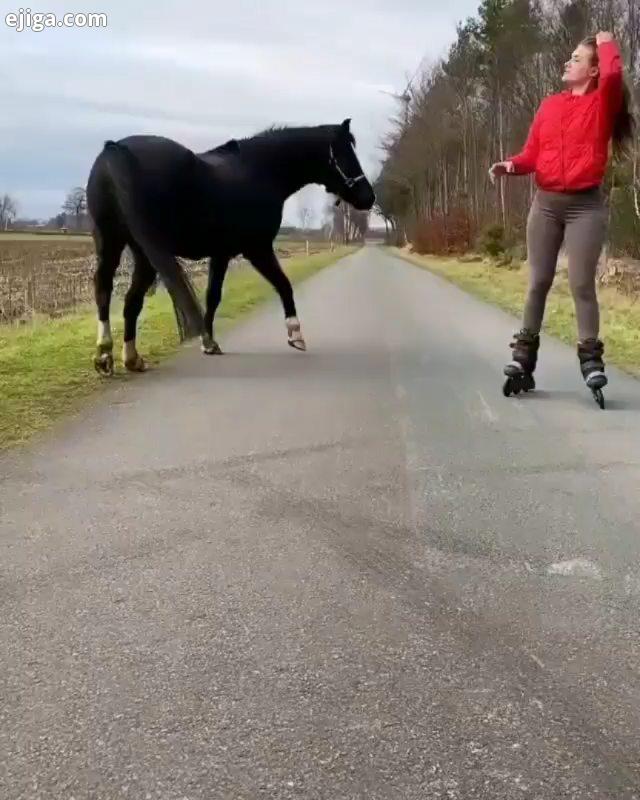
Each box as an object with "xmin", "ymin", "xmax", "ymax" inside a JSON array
[{"xmin": 86, "ymin": 118, "xmax": 375, "ymax": 374}]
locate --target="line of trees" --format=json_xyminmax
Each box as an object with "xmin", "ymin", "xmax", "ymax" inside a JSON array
[
  {"xmin": 296, "ymin": 190, "xmax": 371, "ymax": 244},
  {"xmin": 5, "ymin": 182, "xmax": 371, "ymax": 243},
  {"xmin": 0, "ymin": 187, "xmax": 90, "ymax": 232},
  {"xmin": 375, "ymin": 0, "xmax": 640, "ymax": 259},
  {"xmin": 323, "ymin": 201, "xmax": 370, "ymax": 244}
]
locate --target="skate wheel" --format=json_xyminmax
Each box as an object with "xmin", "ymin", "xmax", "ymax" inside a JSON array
[
  {"xmin": 502, "ymin": 377, "xmax": 513, "ymax": 397},
  {"xmin": 593, "ymin": 388, "xmax": 605, "ymax": 410},
  {"xmin": 508, "ymin": 376, "xmax": 522, "ymax": 395},
  {"xmin": 522, "ymin": 374, "xmax": 535, "ymax": 393}
]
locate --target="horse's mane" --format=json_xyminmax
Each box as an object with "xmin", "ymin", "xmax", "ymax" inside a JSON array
[
  {"xmin": 204, "ymin": 124, "xmax": 355, "ymax": 158},
  {"xmin": 246, "ymin": 124, "xmax": 355, "ymax": 146}
]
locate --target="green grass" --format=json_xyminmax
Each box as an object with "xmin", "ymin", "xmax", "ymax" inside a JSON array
[
  {"xmin": 393, "ymin": 248, "xmax": 640, "ymax": 379},
  {"xmin": 0, "ymin": 247, "xmax": 355, "ymax": 451}
]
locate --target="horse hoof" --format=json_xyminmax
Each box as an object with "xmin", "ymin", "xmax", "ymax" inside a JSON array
[
  {"xmin": 288, "ymin": 337, "xmax": 307, "ymax": 351},
  {"xmin": 94, "ymin": 351, "xmax": 114, "ymax": 376},
  {"xmin": 201, "ymin": 342, "xmax": 223, "ymax": 355},
  {"xmin": 124, "ymin": 355, "xmax": 147, "ymax": 373},
  {"xmin": 201, "ymin": 335, "xmax": 223, "ymax": 355}
]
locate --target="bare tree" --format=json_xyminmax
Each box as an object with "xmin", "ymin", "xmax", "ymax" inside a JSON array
[
  {"xmin": 62, "ymin": 186, "xmax": 87, "ymax": 229},
  {"xmin": 324, "ymin": 201, "xmax": 370, "ymax": 244},
  {"xmin": 297, "ymin": 203, "xmax": 312, "ymax": 233},
  {"xmin": 0, "ymin": 193, "xmax": 18, "ymax": 230}
]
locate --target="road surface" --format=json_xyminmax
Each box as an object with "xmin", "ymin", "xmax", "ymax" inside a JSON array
[{"xmin": 2, "ymin": 246, "xmax": 640, "ymax": 799}]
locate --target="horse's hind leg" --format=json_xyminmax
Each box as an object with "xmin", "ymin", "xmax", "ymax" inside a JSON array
[
  {"xmin": 244, "ymin": 247, "xmax": 306, "ymax": 351},
  {"xmin": 202, "ymin": 255, "xmax": 230, "ymax": 355},
  {"xmin": 122, "ymin": 243, "xmax": 157, "ymax": 372},
  {"xmin": 92, "ymin": 223, "xmax": 126, "ymax": 375}
]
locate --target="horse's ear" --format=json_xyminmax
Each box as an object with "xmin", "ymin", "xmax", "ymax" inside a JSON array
[
  {"xmin": 217, "ymin": 138, "xmax": 240, "ymax": 154},
  {"xmin": 341, "ymin": 118, "xmax": 352, "ymax": 132}
]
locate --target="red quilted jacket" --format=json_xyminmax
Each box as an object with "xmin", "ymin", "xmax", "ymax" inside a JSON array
[{"xmin": 508, "ymin": 40, "xmax": 624, "ymax": 192}]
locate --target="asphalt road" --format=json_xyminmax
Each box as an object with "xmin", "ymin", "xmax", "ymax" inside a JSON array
[{"xmin": 2, "ymin": 246, "xmax": 640, "ymax": 799}]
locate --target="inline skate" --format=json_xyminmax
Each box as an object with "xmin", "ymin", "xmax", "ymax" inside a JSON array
[
  {"xmin": 502, "ymin": 328, "xmax": 540, "ymax": 397},
  {"xmin": 578, "ymin": 338, "xmax": 607, "ymax": 409}
]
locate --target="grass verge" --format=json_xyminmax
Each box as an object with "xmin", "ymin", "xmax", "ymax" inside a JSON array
[
  {"xmin": 0, "ymin": 247, "xmax": 356, "ymax": 451},
  {"xmin": 393, "ymin": 248, "xmax": 640, "ymax": 379}
]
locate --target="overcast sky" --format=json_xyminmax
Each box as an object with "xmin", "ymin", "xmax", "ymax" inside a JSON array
[{"xmin": 1, "ymin": 0, "xmax": 480, "ymax": 226}]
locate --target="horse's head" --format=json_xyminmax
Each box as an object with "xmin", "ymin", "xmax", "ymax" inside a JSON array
[{"xmin": 323, "ymin": 119, "xmax": 375, "ymax": 211}]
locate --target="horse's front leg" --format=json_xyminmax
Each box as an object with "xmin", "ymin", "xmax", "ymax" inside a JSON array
[
  {"xmin": 244, "ymin": 247, "xmax": 306, "ymax": 351},
  {"xmin": 201, "ymin": 256, "xmax": 230, "ymax": 355}
]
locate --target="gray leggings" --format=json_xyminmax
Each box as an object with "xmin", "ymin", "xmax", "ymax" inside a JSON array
[{"xmin": 523, "ymin": 187, "xmax": 607, "ymax": 341}]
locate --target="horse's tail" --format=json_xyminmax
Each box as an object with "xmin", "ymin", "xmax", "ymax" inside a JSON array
[{"xmin": 100, "ymin": 139, "xmax": 203, "ymax": 342}]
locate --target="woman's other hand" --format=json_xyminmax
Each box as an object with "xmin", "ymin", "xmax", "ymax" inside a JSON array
[
  {"xmin": 596, "ymin": 31, "xmax": 614, "ymax": 46},
  {"xmin": 489, "ymin": 161, "xmax": 515, "ymax": 184}
]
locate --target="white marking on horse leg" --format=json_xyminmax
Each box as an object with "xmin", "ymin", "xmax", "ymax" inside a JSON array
[
  {"xmin": 97, "ymin": 320, "xmax": 112, "ymax": 346},
  {"xmin": 286, "ymin": 316, "xmax": 306, "ymax": 350},
  {"xmin": 122, "ymin": 339, "xmax": 146, "ymax": 371},
  {"xmin": 94, "ymin": 320, "xmax": 114, "ymax": 374},
  {"xmin": 123, "ymin": 340, "xmax": 137, "ymax": 363}
]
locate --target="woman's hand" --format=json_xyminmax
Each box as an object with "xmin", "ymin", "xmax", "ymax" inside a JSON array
[
  {"xmin": 489, "ymin": 161, "xmax": 515, "ymax": 184},
  {"xmin": 596, "ymin": 31, "xmax": 614, "ymax": 45}
]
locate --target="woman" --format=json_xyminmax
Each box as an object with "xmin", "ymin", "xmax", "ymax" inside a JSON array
[{"xmin": 490, "ymin": 32, "xmax": 633, "ymax": 395}]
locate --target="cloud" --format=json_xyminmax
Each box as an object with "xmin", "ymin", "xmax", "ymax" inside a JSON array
[{"xmin": 1, "ymin": 0, "xmax": 480, "ymax": 223}]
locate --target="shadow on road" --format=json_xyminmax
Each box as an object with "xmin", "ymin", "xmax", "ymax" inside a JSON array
[
  {"xmin": 503, "ymin": 388, "xmax": 640, "ymax": 412},
  {"xmin": 159, "ymin": 349, "xmax": 394, "ymax": 382}
]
